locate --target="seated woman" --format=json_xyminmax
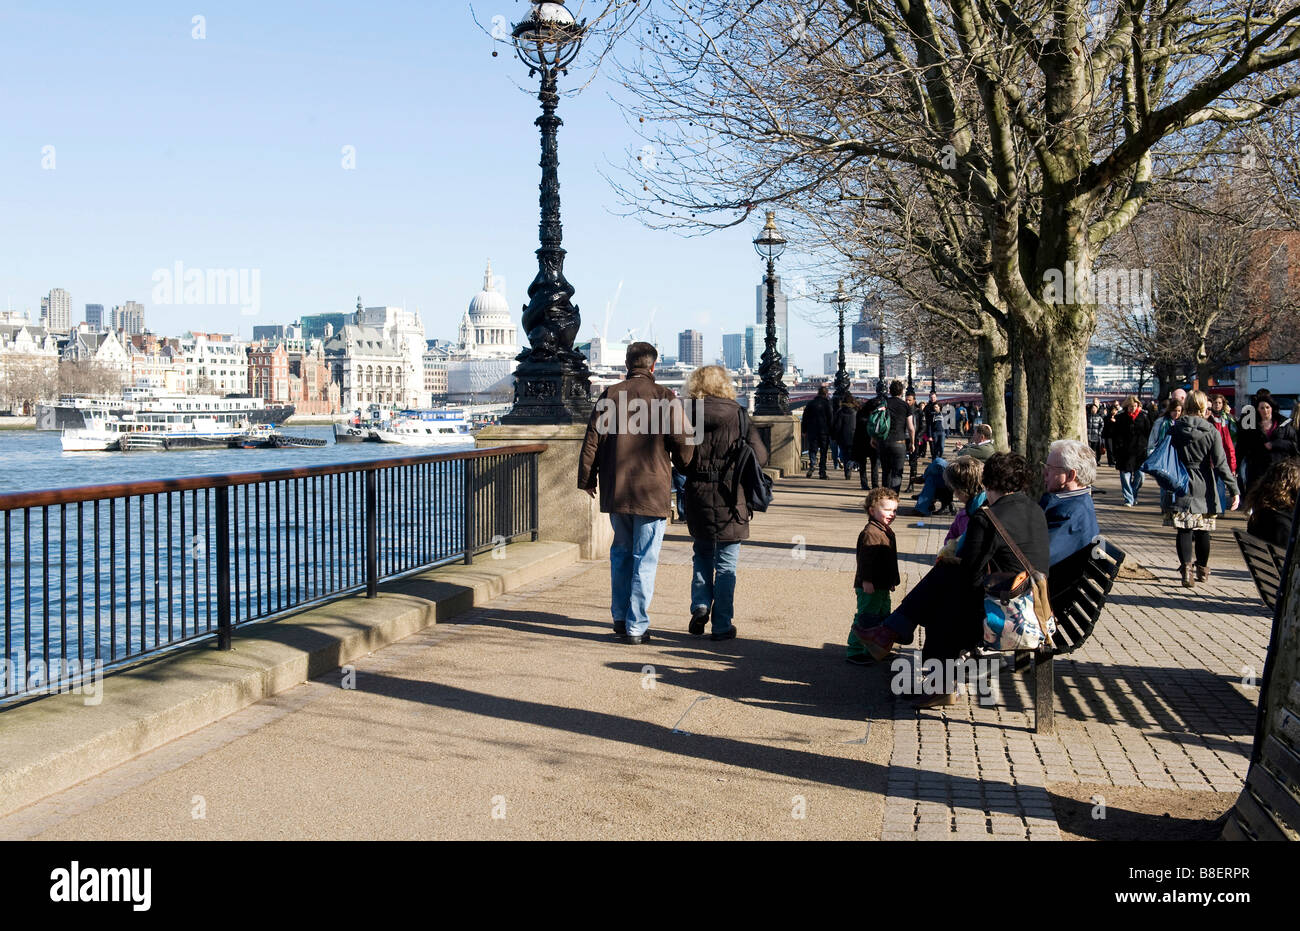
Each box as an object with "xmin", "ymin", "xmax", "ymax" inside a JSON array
[
  {"xmin": 852, "ymin": 453, "xmax": 1049, "ymax": 707},
  {"xmin": 1245, "ymin": 458, "xmax": 1299, "ymax": 549},
  {"xmin": 937, "ymin": 456, "xmax": 986, "ymax": 557}
]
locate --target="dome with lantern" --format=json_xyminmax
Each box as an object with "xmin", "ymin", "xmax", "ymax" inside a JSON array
[{"xmin": 457, "ymin": 260, "xmax": 519, "ymax": 358}]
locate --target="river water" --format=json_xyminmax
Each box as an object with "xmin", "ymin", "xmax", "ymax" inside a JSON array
[{"xmin": 0, "ymin": 427, "xmax": 480, "ymax": 701}]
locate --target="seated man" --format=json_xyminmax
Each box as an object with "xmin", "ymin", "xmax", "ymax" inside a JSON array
[
  {"xmin": 954, "ymin": 423, "xmax": 995, "ymax": 461},
  {"xmin": 1039, "ymin": 438, "xmax": 1101, "ymax": 607}
]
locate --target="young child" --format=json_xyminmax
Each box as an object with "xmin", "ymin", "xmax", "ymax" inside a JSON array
[{"xmin": 846, "ymin": 487, "xmax": 900, "ymax": 665}]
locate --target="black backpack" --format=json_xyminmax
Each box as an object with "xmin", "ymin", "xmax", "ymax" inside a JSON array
[{"xmin": 724, "ymin": 408, "xmax": 773, "ymax": 515}]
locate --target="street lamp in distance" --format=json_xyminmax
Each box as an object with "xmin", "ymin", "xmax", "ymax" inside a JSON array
[{"xmin": 752, "ymin": 211, "xmax": 789, "ymax": 416}]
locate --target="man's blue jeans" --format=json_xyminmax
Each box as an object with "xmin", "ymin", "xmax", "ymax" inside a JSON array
[
  {"xmin": 1120, "ymin": 470, "xmax": 1144, "ymax": 505},
  {"xmin": 609, "ymin": 513, "xmax": 666, "ymax": 637},
  {"xmin": 691, "ymin": 539, "xmax": 740, "ymax": 634}
]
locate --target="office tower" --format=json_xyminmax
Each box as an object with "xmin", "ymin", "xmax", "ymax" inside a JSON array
[
  {"xmin": 678, "ymin": 329, "xmax": 704, "ymax": 367},
  {"xmin": 113, "ymin": 301, "xmax": 145, "ymax": 336},
  {"xmin": 85, "ymin": 304, "xmax": 104, "ymax": 330},
  {"xmin": 43, "ymin": 288, "xmax": 72, "ymax": 333},
  {"xmin": 722, "ymin": 333, "xmax": 744, "ymax": 370}
]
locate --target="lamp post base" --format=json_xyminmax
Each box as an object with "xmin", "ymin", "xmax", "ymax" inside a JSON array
[{"xmin": 501, "ymin": 359, "xmax": 594, "ymax": 425}]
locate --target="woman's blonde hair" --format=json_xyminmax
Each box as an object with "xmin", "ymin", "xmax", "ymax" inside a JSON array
[
  {"xmin": 1124, "ymin": 394, "xmax": 1139, "ymax": 410},
  {"xmin": 686, "ymin": 364, "xmax": 737, "ymax": 400},
  {"xmin": 1185, "ymin": 390, "xmax": 1208, "ymax": 417}
]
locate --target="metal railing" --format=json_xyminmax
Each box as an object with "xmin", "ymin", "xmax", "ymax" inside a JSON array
[{"xmin": 0, "ymin": 444, "xmax": 544, "ymax": 705}]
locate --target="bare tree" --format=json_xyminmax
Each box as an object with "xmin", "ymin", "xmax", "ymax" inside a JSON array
[{"xmin": 602, "ymin": 0, "xmax": 1300, "ymax": 466}]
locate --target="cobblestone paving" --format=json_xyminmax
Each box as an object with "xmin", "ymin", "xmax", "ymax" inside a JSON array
[{"xmin": 876, "ymin": 471, "xmax": 1270, "ymax": 839}]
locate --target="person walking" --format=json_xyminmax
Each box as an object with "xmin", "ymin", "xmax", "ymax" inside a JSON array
[
  {"xmin": 833, "ymin": 394, "xmax": 859, "ymax": 480},
  {"xmin": 1101, "ymin": 401, "xmax": 1117, "ymax": 467},
  {"xmin": 852, "ymin": 381, "xmax": 886, "ymax": 490},
  {"xmin": 924, "ymin": 392, "xmax": 946, "ymax": 460},
  {"xmin": 905, "ymin": 390, "xmax": 923, "ymax": 491},
  {"xmin": 879, "ymin": 380, "xmax": 914, "ymax": 493},
  {"xmin": 679, "ymin": 365, "xmax": 768, "ymax": 642},
  {"xmin": 1086, "ymin": 402, "xmax": 1105, "ymax": 465},
  {"xmin": 579, "ymin": 341, "xmax": 695, "ymax": 644},
  {"xmin": 1206, "ymin": 398, "xmax": 1238, "ymax": 517},
  {"xmin": 1111, "ymin": 395, "xmax": 1152, "ymax": 507},
  {"xmin": 1169, "ymin": 391, "xmax": 1240, "ymax": 588},
  {"xmin": 802, "ymin": 385, "xmax": 834, "ymax": 479}
]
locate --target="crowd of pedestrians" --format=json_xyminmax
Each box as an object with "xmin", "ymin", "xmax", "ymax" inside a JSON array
[{"xmin": 578, "ymin": 345, "xmax": 1295, "ymax": 663}]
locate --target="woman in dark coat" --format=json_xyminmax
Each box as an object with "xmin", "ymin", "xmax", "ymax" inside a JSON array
[
  {"xmin": 1245, "ymin": 459, "xmax": 1299, "ymax": 549},
  {"xmin": 852, "ymin": 453, "xmax": 1049, "ymax": 707},
  {"xmin": 1110, "ymin": 395, "xmax": 1152, "ymax": 506},
  {"xmin": 682, "ymin": 365, "xmax": 769, "ymax": 641},
  {"xmin": 1237, "ymin": 396, "xmax": 1299, "ymax": 495},
  {"xmin": 833, "ymin": 396, "xmax": 858, "ymax": 480},
  {"xmin": 1169, "ymin": 391, "xmax": 1239, "ymax": 587}
]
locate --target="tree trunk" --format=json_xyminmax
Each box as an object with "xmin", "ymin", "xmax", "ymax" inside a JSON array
[
  {"xmin": 1020, "ymin": 314, "xmax": 1092, "ymax": 479},
  {"xmin": 975, "ymin": 327, "xmax": 1010, "ymax": 452},
  {"xmin": 1009, "ymin": 316, "xmax": 1028, "ymax": 456}
]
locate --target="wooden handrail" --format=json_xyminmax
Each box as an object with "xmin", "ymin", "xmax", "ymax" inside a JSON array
[{"xmin": 0, "ymin": 444, "xmax": 549, "ymax": 510}]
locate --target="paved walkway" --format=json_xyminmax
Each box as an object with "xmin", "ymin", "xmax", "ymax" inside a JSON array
[{"xmin": 0, "ymin": 456, "xmax": 1272, "ymax": 840}]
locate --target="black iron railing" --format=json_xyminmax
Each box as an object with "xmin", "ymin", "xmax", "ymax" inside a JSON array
[{"xmin": 0, "ymin": 444, "xmax": 544, "ymax": 705}]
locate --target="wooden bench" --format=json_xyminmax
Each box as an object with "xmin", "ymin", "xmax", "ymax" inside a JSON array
[
  {"xmin": 1234, "ymin": 530, "xmax": 1288, "ymax": 612},
  {"xmin": 1010, "ymin": 535, "xmax": 1127, "ymax": 734}
]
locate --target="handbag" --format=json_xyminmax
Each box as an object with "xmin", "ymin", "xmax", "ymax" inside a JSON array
[
  {"xmin": 1140, "ymin": 432, "xmax": 1190, "ymax": 496},
  {"xmin": 979, "ymin": 506, "xmax": 1057, "ymax": 652}
]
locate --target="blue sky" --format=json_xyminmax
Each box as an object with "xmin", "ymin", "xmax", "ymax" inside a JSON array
[{"xmin": 0, "ymin": 0, "xmax": 837, "ymax": 369}]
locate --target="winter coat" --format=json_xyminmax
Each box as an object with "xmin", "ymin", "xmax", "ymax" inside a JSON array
[
  {"xmin": 1209, "ymin": 416, "xmax": 1237, "ymax": 472},
  {"xmin": 1238, "ymin": 418, "xmax": 1298, "ymax": 488},
  {"xmin": 802, "ymin": 395, "xmax": 834, "ymax": 441},
  {"xmin": 854, "ymin": 518, "xmax": 899, "ymax": 592},
  {"xmin": 1170, "ymin": 415, "xmax": 1238, "ymax": 516},
  {"xmin": 1247, "ymin": 506, "xmax": 1294, "ymax": 549},
  {"xmin": 681, "ymin": 396, "xmax": 769, "ymax": 542},
  {"xmin": 959, "ymin": 492, "xmax": 1050, "ymax": 585},
  {"xmin": 832, "ymin": 404, "xmax": 857, "ymax": 449},
  {"xmin": 1110, "ymin": 409, "xmax": 1152, "ymax": 472},
  {"xmin": 578, "ymin": 368, "xmax": 694, "ymax": 518}
]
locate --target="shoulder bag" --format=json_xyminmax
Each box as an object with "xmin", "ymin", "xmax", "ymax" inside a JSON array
[{"xmin": 979, "ymin": 505, "xmax": 1057, "ymax": 652}]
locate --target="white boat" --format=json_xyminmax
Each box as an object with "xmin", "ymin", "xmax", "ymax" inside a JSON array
[
  {"xmin": 371, "ymin": 410, "xmax": 475, "ymax": 447},
  {"xmin": 38, "ymin": 386, "xmax": 293, "ymax": 431},
  {"xmin": 60, "ymin": 412, "xmax": 253, "ymax": 452}
]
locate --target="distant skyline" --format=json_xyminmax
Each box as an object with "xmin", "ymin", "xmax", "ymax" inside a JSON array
[{"xmin": 1, "ymin": 1, "xmax": 841, "ymax": 371}]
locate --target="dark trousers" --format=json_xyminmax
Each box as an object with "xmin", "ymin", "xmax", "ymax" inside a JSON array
[
  {"xmin": 929, "ymin": 435, "xmax": 945, "ymax": 459},
  {"xmin": 884, "ymin": 561, "xmax": 983, "ymax": 661},
  {"xmin": 859, "ymin": 445, "xmax": 879, "ymax": 489},
  {"xmin": 807, "ymin": 435, "xmax": 829, "ymax": 476},
  {"xmin": 880, "ymin": 441, "xmax": 907, "ymax": 492}
]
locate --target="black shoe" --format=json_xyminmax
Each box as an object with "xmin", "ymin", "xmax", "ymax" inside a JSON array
[
  {"xmin": 710, "ymin": 626, "xmax": 737, "ymax": 642},
  {"xmin": 846, "ymin": 653, "xmax": 874, "ymax": 666},
  {"xmin": 617, "ymin": 630, "xmax": 652, "ymax": 644},
  {"xmin": 613, "ymin": 623, "xmax": 626, "ymax": 638},
  {"xmin": 819, "ymin": 473, "xmax": 829, "ymax": 480},
  {"xmin": 689, "ymin": 609, "xmax": 709, "ymax": 636}
]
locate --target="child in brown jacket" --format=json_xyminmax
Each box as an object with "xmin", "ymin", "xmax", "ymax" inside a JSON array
[{"xmin": 846, "ymin": 488, "xmax": 900, "ymax": 664}]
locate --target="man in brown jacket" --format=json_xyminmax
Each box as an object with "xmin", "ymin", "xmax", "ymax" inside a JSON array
[{"xmin": 579, "ymin": 342, "xmax": 695, "ymax": 644}]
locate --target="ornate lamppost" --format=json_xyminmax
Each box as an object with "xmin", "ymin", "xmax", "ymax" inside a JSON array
[
  {"xmin": 753, "ymin": 211, "xmax": 789, "ymax": 415},
  {"xmin": 831, "ymin": 279, "xmax": 851, "ymax": 407},
  {"xmin": 501, "ymin": 0, "xmax": 593, "ymax": 425}
]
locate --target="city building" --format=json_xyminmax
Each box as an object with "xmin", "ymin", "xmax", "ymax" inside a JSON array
[
  {"xmin": 324, "ymin": 324, "xmax": 408, "ymax": 411},
  {"xmin": 129, "ymin": 343, "xmax": 185, "ymax": 392},
  {"xmin": 851, "ymin": 299, "xmax": 883, "ymax": 356},
  {"xmin": 111, "ymin": 301, "xmax": 145, "ymax": 336},
  {"xmin": 248, "ymin": 343, "xmax": 291, "ymax": 404},
  {"xmin": 61, "ymin": 329, "xmax": 133, "ymax": 384},
  {"xmin": 300, "ymin": 312, "xmax": 353, "ymax": 340},
  {"xmin": 755, "ymin": 277, "xmax": 789, "ymax": 372},
  {"xmin": 287, "ymin": 340, "xmax": 340, "ymax": 415},
  {"xmin": 356, "ymin": 299, "xmax": 428, "ymax": 408},
  {"xmin": 743, "ymin": 323, "xmax": 784, "ymax": 370},
  {"xmin": 677, "ymin": 329, "xmax": 704, "ymax": 367},
  {"xmin": 0, "ymin": 324, "xmax": 61, "ymax": 413},
  {"xmin": 179, "ymin": 332, "xmax": 249, "ymax": 395},
  {"xmin": 85, "ymin": 304, "xmax": 105, "ymax": 331},
  {"xmin": 823, "ymin": 350, "xmax": 880, "ymax": 380},
  {"xmin": 423, "ymin": 345, "xmax": 450, "ymax": 401},
  {"xmin": 722, "ymin": 332, "xmax": 745, "ymax": 371},
  {"xmin": 445, "ymin": 262, "xmax": 520, "ymax": 404},
  {"xmin": 42, "ymin": 288, "xmax": 72, "ymax": 334}
]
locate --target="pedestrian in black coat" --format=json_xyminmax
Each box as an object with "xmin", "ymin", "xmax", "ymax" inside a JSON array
[
  {"xmin": 802, "ymin": 386, "xmax": 835, "ymax": 479},
  {"xmin": 833, "ymin": 396, "xmax": 859, "ymax": 480}
]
